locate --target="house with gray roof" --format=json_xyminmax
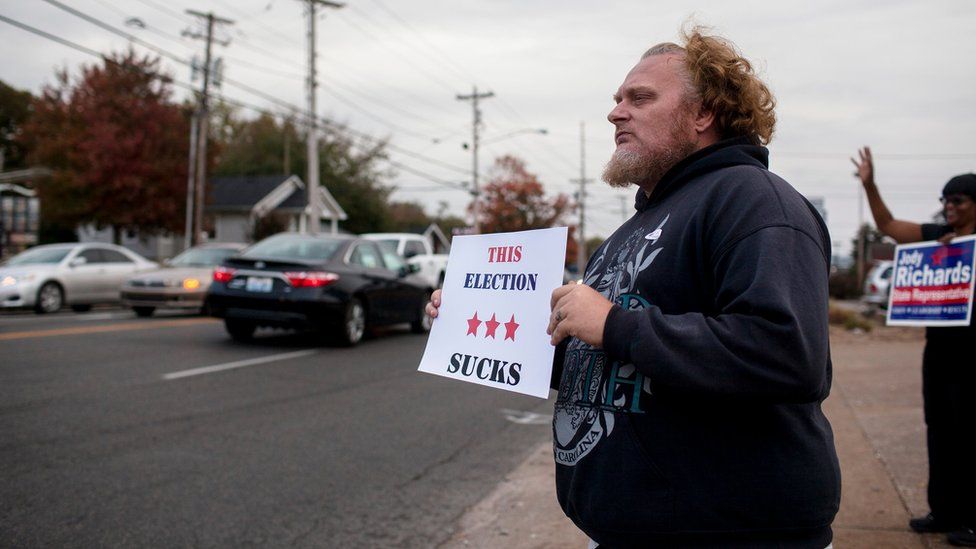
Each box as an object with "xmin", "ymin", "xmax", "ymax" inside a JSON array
[{"xmin": 209, "ymin": 174, "xmax": 348, "ymax": 243}]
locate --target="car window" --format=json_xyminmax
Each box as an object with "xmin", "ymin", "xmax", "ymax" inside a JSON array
[
  {"xmin": 404, "ymin": 240, "xmax": 426, "ymax": 258},
  {"xmin": 170, "ymin": 247, "xmax": 240, "ymax": 266},
  {"xmin": 349, "ymin": 243, "xmax": 383, "ymax": 269},
  {"xmin": 79, "ymin": 249, "xmax": 105, "ymax": 264},
  {"xmin": 242, "ymin": 236, "xmax": 342, "ymax": 261},
  {"xmin": 376, "ymin": 241, "xmax": 406, "ymax": 271},
  {"xmin": 101, "ymin": 249, "xmax": 134, "ymax": 263},
  {"xmin": 881, "ymin": 266, "xmax": 893, "ymax": 280},
  {"xmin": 3, "ymin": 246, "xmax": 71, "ymax": 266}
]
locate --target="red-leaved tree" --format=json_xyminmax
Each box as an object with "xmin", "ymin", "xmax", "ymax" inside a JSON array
[
  {"xmin": 477, "ymin": 155, "xmax": 577, "ymax": 264},
  {"xmin": 21, "ymin": 50, "xmax": 190, "ymax": 242}
]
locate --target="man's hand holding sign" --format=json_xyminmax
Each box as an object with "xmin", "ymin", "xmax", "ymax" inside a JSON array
[
  {"xmin": 547, "ymin": 283, "xmax": 613, "ymax": 348},
  {"xmin": 417, "ymin": 227, "xmax": 567, "ymax": 398}
]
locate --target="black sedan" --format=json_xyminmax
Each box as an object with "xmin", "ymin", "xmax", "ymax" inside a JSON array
[{"xmin": 207, "ymin": 233, "xmax": 434, "ymax": 345}]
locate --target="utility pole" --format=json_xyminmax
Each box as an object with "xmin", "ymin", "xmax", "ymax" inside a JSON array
[
  {"xmin": 184, "ymin": 10, "xmax": 233, "ymax": 246},
  {"xmin": 299, "ymin": 0, "xmax": 344, "ymax": 235},
  {"xmin": 570, "ymin": 121, "xmax": 592, "ymax": 275},
  {"xmin": 457, "ymin": 86, "xmax": 494, "ymax": 233},
  {"xmin": 182, "ymin": 115, "xmax": 198, "ymax": 249}
]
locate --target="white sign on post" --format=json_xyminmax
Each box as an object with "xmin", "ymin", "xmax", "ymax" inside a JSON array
[{"xmin": 417, "ymin": 227, "xmax": 568, "ymax": 398}]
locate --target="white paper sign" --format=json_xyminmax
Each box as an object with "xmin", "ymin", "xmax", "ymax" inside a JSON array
[{"xmin": 417, "ymin": 227, "xmax": 568, "ymax": 398}]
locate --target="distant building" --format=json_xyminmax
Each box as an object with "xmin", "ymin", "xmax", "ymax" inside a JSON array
[
  {"xmin": 0, "ymin": 168, "xmax": 49, "ymax": 259},
  {"xmin": 209, "ymin": 174, "xmax": 348, "ymax": 243}
]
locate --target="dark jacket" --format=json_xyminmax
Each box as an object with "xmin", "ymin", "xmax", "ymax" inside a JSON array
[{"xmin": 552, "ymin": 137, "xmax": 841, "ymax": 548}]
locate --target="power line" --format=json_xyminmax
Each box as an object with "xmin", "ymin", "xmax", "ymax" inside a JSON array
[
  {"xmin": 333, "ymin": 8, "xmax": 460, "ymax": 93},
  {"xmin": 0, "ymin": 8, "xmax": 471, "ymax": 194},
  {"xmin": 352, "ymin": 1, "xmax": 479, "ymax": 86}
]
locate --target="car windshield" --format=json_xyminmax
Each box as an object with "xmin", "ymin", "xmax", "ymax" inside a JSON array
[
  {"xmin": 3, "ymin": 246, "xmax": 72, "ymax": 266},
  {"xmin": 375, "ymin": 241, "xmax": 406, "ymax": 270},
  {"xmin": 241, "ymin": 236, "xmax": 343, "ymax": 261},
  {"xmin": 376, "ymin": 239, "xmax": 400, "ymax": 251},
  {"xmin": 170, "ymin": 247, "xmax": 240, "ymax": 267}
]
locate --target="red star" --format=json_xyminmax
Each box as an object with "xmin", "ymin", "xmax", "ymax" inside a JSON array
[
  {"xmin": 466, "ymin": 311, "xmax": 482, "ymax": 336},
  {"xmin": 484, "ymin": 313, "xmax": 500, "ymax": 339},
  {"xmin": 504, "ymin": 314, "xmax": 520, "ymax": 341}
]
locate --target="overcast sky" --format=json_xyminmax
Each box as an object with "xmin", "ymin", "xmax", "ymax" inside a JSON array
[{"xmin": 2, "ymin": 0, "xmax": 974, "ymax": 256}]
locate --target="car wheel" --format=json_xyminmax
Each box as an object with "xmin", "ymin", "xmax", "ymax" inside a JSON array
[
  {"xmin": 225, "ymin": 319, "xmax": 256, "ymax": 342},
  {"xmin": 34, "ymin": 282, "xmax": 63, "ymax": 314},
  {"xmin": 338, "ymin": 298, "xmax": 366, "ymax": 346},
  {"xmin": 411, "ymin": 292, "xmax": 433, "ymax": 334},
  {"xmin": 133, "ymin": 306, "xmax": 155, "ymax": 318},
  {"xmin": 70, "ymin": 304, "xmax": 92, "ymax": 313}
]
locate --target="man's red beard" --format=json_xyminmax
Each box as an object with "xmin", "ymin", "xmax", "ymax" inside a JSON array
[{"xmin": 602, "ymin": 111, "xmax": 697, "ymax": 191}]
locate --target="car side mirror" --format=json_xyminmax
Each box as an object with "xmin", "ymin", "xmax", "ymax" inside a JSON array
[
  {"xmin": 69, "ymin": 257, "xmax": 87, "ymax": 267},
  {"xmin": 398, "ymin": 264, "xmax": 420, "ymax": 277}
]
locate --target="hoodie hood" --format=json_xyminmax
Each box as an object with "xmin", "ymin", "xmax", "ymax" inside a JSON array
[{"xmin": 635, "ymin": 136, "xmax": 769, "ymax": 212}]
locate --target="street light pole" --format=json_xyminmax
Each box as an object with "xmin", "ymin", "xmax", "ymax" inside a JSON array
[{"xmin": 457, "ymin": 86, "xmax": 494, "ymax": 234}]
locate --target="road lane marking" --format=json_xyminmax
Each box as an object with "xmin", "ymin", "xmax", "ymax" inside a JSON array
[
  {"xmin": 74, "ymin": 312, "xmax": 135, "ymax": 321},
  {"xmin": 500, "ymin": 409, "xmax": 551, "ymax": 425},
  {"xmin": 163, "ymin": 349, "xmax": 318, "ymax": 380},
  {"xmin": 0, "ymin": 318, "xmax": 217, "ymax": 341}
]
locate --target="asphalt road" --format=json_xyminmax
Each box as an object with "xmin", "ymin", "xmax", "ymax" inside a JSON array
[{"xmin": 0, "ymin": 309, "xmax": 555, "ymax": 548}]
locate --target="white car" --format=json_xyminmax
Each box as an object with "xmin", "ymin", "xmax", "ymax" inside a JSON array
[
  {"xmin": 862, "ymin": 260, "xmax": 894, "ymax": 309},
  {"xmin": 0, "ymin": 243, "xmax": 157, "ymax": 313}
]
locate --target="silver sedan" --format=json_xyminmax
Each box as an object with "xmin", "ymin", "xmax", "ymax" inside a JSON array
[
  {"xmin": 121, "ymin": 243, "xmax": 245, "ymax": 317},
  {"xmin": 0, "ymin": 243, "xmax": 157, "ymax": 313}
]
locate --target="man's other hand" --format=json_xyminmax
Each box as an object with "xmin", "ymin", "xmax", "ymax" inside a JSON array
[
  {"xmin": 425, "ymin": 289, "xmax": 442, "ymax": 319},
  {"xmin": 548, "ymin": 283, "xmax": 614, "ymax": 347}
]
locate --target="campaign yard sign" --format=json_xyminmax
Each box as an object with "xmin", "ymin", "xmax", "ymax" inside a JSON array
[
  {"xmin": 887, "ymin": 235, "xmax": 976, "ymax": 326},
  {"xmin": 417, "ymin": 227, "xmax": 568, "ymax": 398}
]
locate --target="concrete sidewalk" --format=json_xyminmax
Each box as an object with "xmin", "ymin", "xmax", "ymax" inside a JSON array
[{"xmin": 442, "ymin": 325, "xmax": 953, "ymax": 548}]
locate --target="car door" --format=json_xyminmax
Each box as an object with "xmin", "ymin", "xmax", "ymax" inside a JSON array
[
  {"xmin": 378, "ymin": 244, "xmax": 425, "ymax": 323},
  {"xmin": 98, "ymin": 248, "xmax": 139, "ymax": 302},
  {"xmin": 347, "ymin": 242, "xmax": 396, "ymax": 323},
  {"xmin": 63, "ymin": 248, "xmax": 107, "ymax": 303}
]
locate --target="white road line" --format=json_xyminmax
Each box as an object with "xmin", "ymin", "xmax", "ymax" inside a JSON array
[
  {"xmin": 74, "ymin": 312, "xmax": 133, "ymax": 321},
  {"xmin": 163, "ymin": 349, "xmax": 318, "ymax": 380}
]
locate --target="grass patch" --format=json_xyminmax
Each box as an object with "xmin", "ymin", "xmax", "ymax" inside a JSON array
[{"xmin": 828, "ymin": 304, "xmax": 874, "ymax": 332}]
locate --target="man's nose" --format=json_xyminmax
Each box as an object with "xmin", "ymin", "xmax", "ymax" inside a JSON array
[{"xmin": 608, "ymin": 103, "xmax": 628, "ymax": 125}]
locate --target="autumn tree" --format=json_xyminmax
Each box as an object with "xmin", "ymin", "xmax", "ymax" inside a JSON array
[
  {"xmin": 20, "ymin": 50, "xmax": 189, "ymax": 242},
  {"xmin": 0, "ymin": 80, "xmax": 33, "ymax": 170},
  {"xmin": 479, "ymin": 155, "xmax": 573, "ymax": 261},
  {"xmin": 479, "ymin": 155, "xmax": 571, "ymax": 231}
]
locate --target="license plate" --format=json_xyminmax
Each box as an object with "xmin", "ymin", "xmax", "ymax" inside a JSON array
[{"xmin": 245, "ymin": 277, "xmax": 273, "ymax": 292}]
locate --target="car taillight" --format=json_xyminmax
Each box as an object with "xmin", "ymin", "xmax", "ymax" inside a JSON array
[
  {"xmin": 870, "ymin": 283, "xmax": 878, "ymax": 293},
  {"xmin": 213, "ymin": 266, "xmax": 236, "ymax": 283},
  {"xmin": 284, "ymin": 271, "xmax": 339, "ymax": 288}
]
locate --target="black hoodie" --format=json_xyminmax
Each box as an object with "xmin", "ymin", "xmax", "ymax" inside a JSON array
[{"xmin": 552, "ymin": 138, "xmax": 841, "ymax": 548}]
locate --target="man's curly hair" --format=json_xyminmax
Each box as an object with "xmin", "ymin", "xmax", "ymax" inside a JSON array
[{"xmin": 643, "ymin": 27, "xmax": 776, "ymax": 145}]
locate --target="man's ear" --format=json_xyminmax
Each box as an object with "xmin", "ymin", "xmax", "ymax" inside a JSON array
[{"xmin": 693, "ymin": 103, "xmax": 716, "ymax": 135}]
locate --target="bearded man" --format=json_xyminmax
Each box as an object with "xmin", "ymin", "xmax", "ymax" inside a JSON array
[{"xmin": 428, "ymin": 27, "xmax": 840, "ymax": 548}]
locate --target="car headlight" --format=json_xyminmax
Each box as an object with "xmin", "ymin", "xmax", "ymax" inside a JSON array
[
  {"xmin": 182, "ymin": 278, "xmax": 201, "ymax": 290},
  {"xmin": 2, "ymin": 274, "xmax": 35, "ymax": 286}
]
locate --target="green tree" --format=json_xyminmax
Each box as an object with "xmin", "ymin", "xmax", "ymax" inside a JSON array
[
  {"xmin": 0, "ymin": 80, "xmax": 33, "ymax": 170},
  {"xmin": 20, "ymin": 50, "xmax": 190, "ymax": 242},
  {"xmin": 213, "ymin": 111, "xmax": 394, "ymax": 234},
  {"xmin": 387, "ymin": 201, "xmax": 431, "ymax": 232}
]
